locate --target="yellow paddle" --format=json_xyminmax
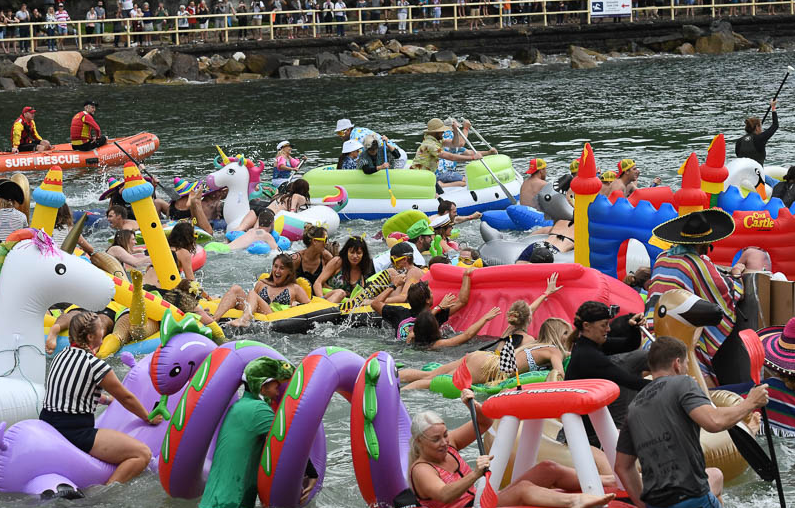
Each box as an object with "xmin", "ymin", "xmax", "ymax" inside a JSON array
[{"xmin": 384, "ymin": 142, "xmax": 396, "ymax": 207}]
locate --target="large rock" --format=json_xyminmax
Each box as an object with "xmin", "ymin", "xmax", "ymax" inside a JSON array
[
  {"xmin": 385, "ymin": 39, "xmax": 402, "ymax": 52},
  {"xmin": 431, "ymin": 50, "xmax": 457, "ymax": 65},
  {"xmin": 388, "ymin": 62, "xmax": 456, "ymax": 74},
  {"xmin": 339, "ymin": 51, "xmax": 370, "ymax": 67},
  {"xmin": 569, "ymin": 46, "xmax": 599, "ymax": 69},
  {"xmin": 682, "ymin": 24, "xmax": 704, "ymax": 41},
  {"xmin": 364, "ymin": 39, "xmax": 384, "ymax": 54},
  {"xmin": 0, "ymin": 60, "xmax": 24, "ymax": 78},
  {"xmin": 759, "ymin": 41, "xmax": 774, "ymax": 53},
  {"xmin": 221, "ymin": 58, "xmax": 246, "ymax": 75},
  {"xmin": 316, "ymin": 52, "xmax": 349, "ymax": 74},
  {"xmin": 244, "ymin": 53, "xmax": 283, "ymax": 77},
  {"xmin": 171, "ymin": 52, "xmax": 199, "ymax": 81},
  {"xmin": 456, "ymin": 60, "xmax": 486, "ymax": 71},
  {"xmin": 105, "ymin": 51, "xmax": 154, "ymax": 78},
  {"xmin": 14, "ymin": 51, "xmax": 82, "ymax": 75},
  {"xmin": 239, "ymin": 73, "xmax": 263, "ymax": 81},
  {"xmin": 352, "ymin": 55, "xmax": 410, "ymax": 73},
  {"xmin": 10, "ymin": 70, "xmax": 32, "ymax": 88},
  {"xmin": 0, "ymin": 77, "xmax": 16, "ymax": 90},
  {"xmin": 207, "ymin": 54, "xmax": 229, "ymax": 73},
  {"xmin": 675, "ymin": 43, "xmax": 695, "ymax": 55},
  {"xmin": 113, "ymin": 69, "xmax": 156, "ymax": 85},
  {"xmin": 469, "ymin": 53, "xmax": 499, "ymax": 65},
  {"xmin": 278, "ymin": 65, "xmax": 320, "ymax": 79},
  {"xmin": 642, "ymin": 33, "xmax": 684, "ymax": 52},
  {"xmin": 50, "ymin": 71, "xmax": 82, "ymax": 86},
  {"xmin": 215, "ymin": 73, "xmax": 241, "ymax": 83},
  {"xmin": 77, "ymin": 58, "xmax": 102, "ymax": 84},
  {"xmin": 399, "ymin": 45, "xmax": 427, "ymax": 59},
  {"xmin": 732, "ymin": 31, "xmax": 753, "ymax": 50},
  {"xmin": 514, "ymin": 47, "xmax": 543, "ymax": 64},
  {"xmin": 26, "ymin": 56, "xmax": 70, "ymax": 81},
  {"xmin": 142, "ymin": 48, "xmax": 173, "ymax": 78},
  {"xmin": 343, "ymin": 68, "xmax": 374, "ymax": 77},
  {"xmin": 695, "ymin": 32, "xmax": 735, "ymax": 54}
]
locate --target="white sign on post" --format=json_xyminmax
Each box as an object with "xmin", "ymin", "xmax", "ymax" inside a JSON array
[{"xmin": 590, "ymin": 0, "xmax": 632, "ymax": 17}]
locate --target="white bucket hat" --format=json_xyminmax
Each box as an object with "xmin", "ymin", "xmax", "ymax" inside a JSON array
[
  {"xmin": 342, "ymin": 139, "xmax": 363, "ymax": 153},
  {"xmin": 276, "ymin": 140, "xmax": 291, "ymax": 150},
  {"xmin": 335, "ymin": 119, "xmax": 354, "ymax": 133}
]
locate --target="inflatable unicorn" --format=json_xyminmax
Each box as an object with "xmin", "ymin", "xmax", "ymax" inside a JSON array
[
  {"xmin": 0, "ymin": 313, "xmax": 214, "ymax": 497},
  {"xmin": 0, "ymin": 229, "xmax": 115, "ymax": 426},
  {"xmin": 205, "ymin": 146, "xmax": 265, "ymax": 231},
  {"xmin": 205, "ymin": 146, "xmax": 340, "ymax": 239}
]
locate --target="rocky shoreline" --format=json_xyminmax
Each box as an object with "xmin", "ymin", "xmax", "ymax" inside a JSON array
[{"xmin": 0, "ymin": 20, "xmax": 775, "ymax": 89}]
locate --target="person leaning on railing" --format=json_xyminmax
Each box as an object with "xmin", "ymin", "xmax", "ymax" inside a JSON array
[{"xmin": 333, "ymin": 0, "xmax": 346, "ymax": 35}]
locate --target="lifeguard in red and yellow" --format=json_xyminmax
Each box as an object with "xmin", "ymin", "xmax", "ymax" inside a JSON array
[
  {"xmin": 11, "ymin": 106, "xmax": 51, "ymax": 154},
  {"xmin": 70, "ymin": 100, "xmax": 106, "ymax": 151}
]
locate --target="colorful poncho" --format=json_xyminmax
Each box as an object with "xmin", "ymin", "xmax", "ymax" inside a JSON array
[
  {"xmin": 719, "ymin": 377, "xmax": 795, "ymax": 438},
  {"xmin": 645, "ymin": 245, "xmax": 743, "ymax": 383}
]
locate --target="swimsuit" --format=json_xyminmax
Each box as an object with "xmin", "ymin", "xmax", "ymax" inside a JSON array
[
  {"xmin": 259, "ymin": 286, "xmax": 291, "ymax": 306},
  {"xmin": 295, "ymin": 252, "xmax": 324, "ymax": 286},
  {"xmin": 410, "ymin": 447, "xmax": 475, "ymax": 508},
  {"xmin": 525, "ymin": 344, "xmax": 555, "ymax": 371}
]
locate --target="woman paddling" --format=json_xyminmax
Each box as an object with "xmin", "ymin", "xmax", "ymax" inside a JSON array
[
  {"xmin": 735, "ymin": 99, "xmax": 778, "ymax": 166},
  {"xmin": 41, "ymin": 311, "xmax": 161, "ymax": 485},
  {"xmin": 409, "ymin": 390, "xmax": 616, "ymax": 508}
]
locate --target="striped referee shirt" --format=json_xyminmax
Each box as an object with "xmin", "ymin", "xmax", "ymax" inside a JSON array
[{"xmin": 43, "ymin": 347, "xmax": 112, "ymax": 414}]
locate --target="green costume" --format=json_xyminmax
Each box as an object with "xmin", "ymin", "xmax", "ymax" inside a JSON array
[{"xmin": 199, "ymin": 357, "xmax": 295, "ymax": 508}]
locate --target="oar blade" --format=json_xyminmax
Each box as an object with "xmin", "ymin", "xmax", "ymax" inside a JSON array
[{"xmin": 727, "ymin": 424, "xmax": 776, "ymax": 482}]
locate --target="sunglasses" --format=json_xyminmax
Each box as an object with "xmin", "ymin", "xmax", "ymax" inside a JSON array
[
  {"xmin": 459, "ymin": 256, "xmax": 473, "ymax": 264},
  {"xmin": 312, "ymin": 236, "xmax": 328, "ymax": 244},
  {"xmin": 391, "ymin": 255, "xmax": 408, "ymax": 264}
]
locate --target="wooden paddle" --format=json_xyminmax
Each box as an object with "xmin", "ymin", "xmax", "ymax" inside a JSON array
[
  {"xmin": 454, "ymin": 124, "xmax": 516, "ymax": 205},
  {"xmin": 451, "ymin": 358, "xmax": 498, "ymax": 508},
  {"xmin": 738, "ymin": 329, "xmax": 786, "ymax": 506},
  {"xmin": 113, "ymin": 141, "xmax": 181, "ymax": 201},
  {"xmin": 383, "ymin": 142, "xmax": 396, "ymax": 207}
]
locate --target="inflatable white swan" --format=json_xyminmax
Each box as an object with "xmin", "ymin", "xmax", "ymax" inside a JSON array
[
  {"xmin": 0, "ymin": 230, "xmax": 114, "ymax": 425},
  {"xmin": 726, "ymin": 158, "xmax": 768, "ymax": 198}
]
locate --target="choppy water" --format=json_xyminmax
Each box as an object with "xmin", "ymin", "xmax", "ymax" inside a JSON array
[{"xmin": 1, "ymin": 49, "xmax": 794, "ymax": 507}]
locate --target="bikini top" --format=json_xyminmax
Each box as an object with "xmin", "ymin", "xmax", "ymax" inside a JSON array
[{"xmin": 259, "ymin": 285, "xmax": 291, "ymax": 306}]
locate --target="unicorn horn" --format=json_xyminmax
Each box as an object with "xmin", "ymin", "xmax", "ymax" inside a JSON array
[
  {"xmin": 216, "ymin": 145, "xmax": 230, "ymax": 166},
  {"xmin": 61, "ymin": 213, "xmax": 88, "ymax": 254}
]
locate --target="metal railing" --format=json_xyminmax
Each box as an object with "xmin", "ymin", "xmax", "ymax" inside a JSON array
[{"xmin": 0, "ymin": 0, "xmax": 790, "ymax": 52}]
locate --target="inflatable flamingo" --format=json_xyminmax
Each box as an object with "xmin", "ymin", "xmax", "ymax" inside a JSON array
[{"xmin": 0, "ymin": 229, "xmax": 115, "ymax": 425}]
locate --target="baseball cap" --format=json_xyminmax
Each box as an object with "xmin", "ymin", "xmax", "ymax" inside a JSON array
[
  {"xmin": 406, "ymin": 219, "xmax": 434, "ymax": 239},
  {"xmin": 526, "ymin": 158, "xmax": 547, "ymax": 175},
  {"xmin": 600, "ymin": 170, "xmax": 617, "ymax": 183},
  {"xmin": 84, "ymin": 100, "xmax": 98, "ymax": 107},
  {"xmin": 22, "ymin": 106, "xmax": 35, "ymax": 114},
  {"xmin": 617, "ymin": 158, "xmax": 636, "ymax": 177},
  {"xmin": 390, "ymin": 241, "xmax": 413, "ymax": 258}
]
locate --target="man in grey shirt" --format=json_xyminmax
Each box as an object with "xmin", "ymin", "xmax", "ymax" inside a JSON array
[
  {"xmin": 95, "ymin": 1, "xmax": 106, "ymax": 33},
  {"xmin": 615, "ymin": 336, "xmax": 769, "ymax": 508}
]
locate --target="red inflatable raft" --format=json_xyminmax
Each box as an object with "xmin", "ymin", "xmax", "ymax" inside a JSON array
[
  {"xmin": 0, "ymin": 132, "xmax": 159, "ymax": 172},
  {"xmin": 424, "ymin": 264, "xmax": 644, "ymax": 337}
]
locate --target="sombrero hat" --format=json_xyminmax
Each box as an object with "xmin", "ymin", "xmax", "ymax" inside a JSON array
[
  {"xmin": 759, "ymin": 318, "xmax": 795, "ymax": 375},
  {"xmin": 100, "ymin": 177, "xmax": 124, "ymax": 200},
  {"xmin": 173, "ymin": 177, "xmax": 226, "ymax": 199},
  {"xmin": 652, "ymin": 209, "xmax": 735, "ymax": 245}
]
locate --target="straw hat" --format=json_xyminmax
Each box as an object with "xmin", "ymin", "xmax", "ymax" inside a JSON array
[{"xmin": 424, "ymin": 118, "xmax": 449, "ymax": 134}]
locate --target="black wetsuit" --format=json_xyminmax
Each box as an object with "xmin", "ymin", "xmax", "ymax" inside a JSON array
[
  {"xmin": 564, "ymin": 314, "xmax": 651, "ymax": 446},
  {"xmin": 772, "ymin": 180, "xmax": 795, "ymax": 208},
  {"xmin": 735, "ymin": 112, "xmax": 778, "ymax": 166}
]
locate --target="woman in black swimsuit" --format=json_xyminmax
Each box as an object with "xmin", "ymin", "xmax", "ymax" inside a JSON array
[
  {"xmin": 313, "ymin": 235, "xmax": 375, "ymax": 303},
  {"xmin": 230, "ymin": 253, "xmax": 310, "ymax": 327},
  {"xmin": 292, "ymin": 225, "xmax": 333, "ymax": 292}
]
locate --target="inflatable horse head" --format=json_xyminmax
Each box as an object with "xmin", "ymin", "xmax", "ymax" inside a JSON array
[
  {"xmin": 536, "ymin": 182, "xmax": 573, "ymax": 222},
  {"xmin": 206, "ymin": 146, "xmax": 266, "ymax": 231},
  {"xmin": 0, "ymin": 229, "xmax": 115, "ymax": 422},
  {"xmin": 652, "ymin": 289, "xmax": 723, "ymax": 393}
]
